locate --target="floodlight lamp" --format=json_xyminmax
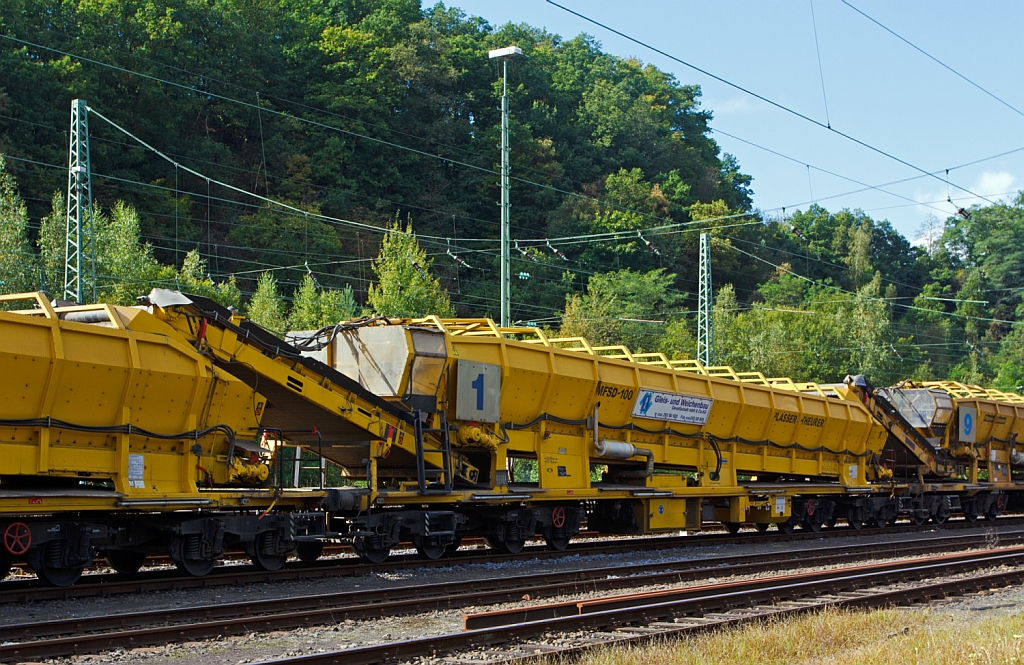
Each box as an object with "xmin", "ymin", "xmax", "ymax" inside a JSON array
[{"xmin": 488, "ymin": 46, "xmax": 522, "ymax": 59}]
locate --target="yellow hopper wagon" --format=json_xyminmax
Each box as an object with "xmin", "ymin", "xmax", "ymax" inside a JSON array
[
  {"xmin": 0, "ymin": 290, "xmax": 424, "ymax": 584},
  {"xmin": 843, "ymin": 376, "xmax": 1020, "ymax": 523},
  {"xmin": 266, "ymin": 311, "xmax": 894, "ymax": 560}
]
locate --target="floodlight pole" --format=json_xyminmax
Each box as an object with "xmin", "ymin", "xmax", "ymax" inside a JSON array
[{"xmin": 489, "ymin": 46, "xmax": 522, "ymax": 328}]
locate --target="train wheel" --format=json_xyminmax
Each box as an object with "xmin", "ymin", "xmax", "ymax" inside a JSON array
[
  {"xmin": 848, "ymin": 516, "xmax": 864, "ymax": 530},
  {"xmin": 412, "ymin": 536, "xmax": 446, "ymax": 560},
  {"xmin": 778, "ymin": 520, "xmax": 795, "ymax": 535},
  {"xmin": 295, "ymin": 541, "xmax": 324, "ymax": 563},
  {"xmin": 932, "ymin": 505, "xmax": 950, "ymax": 526},
  {"xmin": 985, "ymin": 495, "xmax": 1006, "ymax": 521},
  {"xmin": 35, "ymin": 563, "xmax": 83, "ymax": 587},
  {"xmin": 171, "ymin": 536, "xmax": 215, "ymax": 577},
  {"xmin": 724, "ymin": 522, "xmax": 742, "ymax": 535},
  {"xmin": 0, "ymin": 548, "xmax": 11, "ymax": 580},
  {"xmin": 755, "ymin": 523, "xmax": 770, "ymax": 533},
  {"xmin": 105, "ymin": 550, "xmax": 148, "ymax": 574},
  {"xmin": 352, "ymin": 536, "xmax": 390, "ymax": 564},
  {"xmin": 871, "ymin": 516, "xmax": 887, "ymax": 529},
  {"xmin": 249, "ymin": 532, "xmax": 287, "ymax": 572},
  {"xmin": 33, "ymin": 542, "xmax": 83, "ymax": 587},
  {"xmin": 965, "ymin": 510, "xmax": 979, "ymax": 522},
  {"xmin": 483, "ymin": 534, "xmax": 525, "ymax": 554},
  {"xmin": 503, "ymin": 537, "xmax": 526, "ymax": 554},
  {"xmin": 544, "ymin": 533, "xmax": 571, "ymax": 551},
  {"xmin": 911, "ymin": 513, "xmax": 928, "ymax": 527},
  {"xmin": 802, "ymin": 519, "xmax": 822, "ymax": 533},
  {"xmin": 443, "ymin": 536, "xmax": 463, "ymax": 557}
]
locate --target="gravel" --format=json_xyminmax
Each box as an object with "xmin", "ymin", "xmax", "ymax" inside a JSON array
[{"xmin": 5, "ymin": 521, "xmax": 1023, "ymax": 665}]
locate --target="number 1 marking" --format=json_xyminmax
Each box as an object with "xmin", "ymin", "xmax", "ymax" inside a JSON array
[{"xmin": 471, "ymin": 372, "xmax": 485, "ymax": 411}]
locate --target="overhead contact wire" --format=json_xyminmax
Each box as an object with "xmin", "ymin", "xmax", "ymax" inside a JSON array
[{"xmin": 545, "ymin": 0, "xmax": 997, "ymax": 205}]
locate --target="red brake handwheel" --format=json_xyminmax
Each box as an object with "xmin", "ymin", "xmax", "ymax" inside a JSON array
[
  {"xmin": 551, "ymin": 506, "xmax": 566, "ymax": 529},
  {"xmin": 3, "ymin": 522, "xmax": 31, "ymax": 556}
]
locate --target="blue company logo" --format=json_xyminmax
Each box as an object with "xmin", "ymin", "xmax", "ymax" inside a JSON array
[
  {"xmin": 658, "ymin": 504, "xmax": 665, "ymax": 515},
  {"xmin": 963, "ymin": 412, "xmax": 973, "ymax": 435},
  {"xmin": 638, "ymin": 391, "xmax": 654, "ymax": 415}
]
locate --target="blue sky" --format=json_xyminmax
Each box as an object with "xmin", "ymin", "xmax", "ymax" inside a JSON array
[{"xmin": 450, "ymin": 0, "xmax": 1024, "ymax": 242}]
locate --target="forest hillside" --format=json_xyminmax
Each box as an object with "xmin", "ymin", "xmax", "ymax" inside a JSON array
[{"xmin": 1, "ymin": 0, "xmax": 1021, "ymax": 389}]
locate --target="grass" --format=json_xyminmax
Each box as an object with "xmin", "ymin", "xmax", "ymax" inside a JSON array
[{"xmin": 568, "ymin": 607, "xmax": 1024, "ymax": 665}]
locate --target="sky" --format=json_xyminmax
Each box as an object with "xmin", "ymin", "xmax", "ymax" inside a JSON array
[{"xmin": 449, "ymin": 0, "xmax": 1024, "ymax": 242}]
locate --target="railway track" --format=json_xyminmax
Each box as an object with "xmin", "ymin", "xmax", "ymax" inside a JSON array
[
  {"xmin": 249, "ymin": 547, "xmax": 1024, "ymax": 665},
  {"xmin": 3, "ymin": 515, "xmax": 1020, "ymax": 602},
  {"xmin": 0, "ymin": 528, "xmax": 1020, "ymax": 662}
]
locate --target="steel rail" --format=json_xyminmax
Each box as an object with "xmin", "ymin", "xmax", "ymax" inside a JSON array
[
  {"xmin": 0, "ymin": 531, "xmax": 1019, "ymax": 662},
  {"xmin": 3, "ymin": 515, "xmax": 1019, "ymax": 604},
  {"xmin": 244, "ymin": 549, "xmax": 1024, "ymax": 665}
]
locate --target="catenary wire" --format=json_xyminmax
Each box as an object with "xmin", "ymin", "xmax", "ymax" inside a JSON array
[
  {"xmin": 840, "ymin": 0, "xmax": 1024, "ymax": 119},
  {"xmin": 544, "ymin": 0, "xmax": 998, "ymax": 205}
]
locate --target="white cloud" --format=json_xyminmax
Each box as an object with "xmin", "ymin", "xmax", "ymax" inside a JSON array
[
  {"xmin": 972, "ymin": 170, "xmax": 1017, "ymax": 200},
  {"xmin": 707, "ymin": 97, "xmax": 755, "ymax": 115}
]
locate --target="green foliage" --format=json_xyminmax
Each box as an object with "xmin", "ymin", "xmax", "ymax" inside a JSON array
[
  {"xmin": 711, "ymin": 273, "xmax": 916, "ymax": 385},
  {"xmin": 174, "ymin": 250, "xmax": 242, "ymax": 310},
  {"xmin": 1, "ymin": 1, "xmax": 1023, "ymax": 392},
  {"xmin": 288, "ymin": 274, "xmax": 358, "ymax": 330},
  {"xmin": 559, "ymin": 268, "xmax": 680, "ymax": 351},
  {"xmin": 368, "ymin": 220, "xmax": 454, "ymax": 318},
  {"xmin": 0, "ymin": 1, "xmax": 755, "ymax": 321},
  {"xmin": 247, "ymin": 272, "xmax": 287, "ymax": 334},
  {"xmin": 659, "ymin": 319, "xmax": 698, "ymax": 360},
  {"xmin": 991, "ymin": 324, "xmax": 1024, "ymax": 391},
  {"xmin": 37, "ymin": 192, "xmax": 65, "ymax": 296},
  {"xmin": 0, "ymin": 157, "xmax": 37, "ymax": 294},
  {"xmin": 95, "ymin": 202, "xmax": 162, "ymax": 306}
]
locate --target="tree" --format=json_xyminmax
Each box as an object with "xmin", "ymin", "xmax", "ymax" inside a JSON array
[
  {"xmin": 37, "ymin": 191, "xmax": 65, "ymax": 296},
  {"xmin": 559, "ymin": 268, "xmax": 680, "ymax": 351},
  {"xmin": 174, "ymin": 250, "xmax": 242, "ymax": 310},
  {"xmin": 247, "ymin": 271, "xmax": 287, "ymax": 334},
  {"xmin": 368, "ymin": 221, "xmax": 454, "ymax": 318},
  {"xmin": 991, "ymin": 324, "xmax": 1024, "ymax": 391},
  {"xmin": 288, "ymin": 274, "xmax": 358, "ymax": 330},
  {"xmin": 712, "ymin": 274, "xmax": 917, "ymax": 385},
  {"xmin": 0, "ymin": 157, "xmax": 37, "ymax": 294},
  {"xmin": 96, "ymin": 201, "xmax": 163, "ymax": 305},
  {"xmin": 658, "ymin": 318, "xmax": 698, "ymax": 359}
]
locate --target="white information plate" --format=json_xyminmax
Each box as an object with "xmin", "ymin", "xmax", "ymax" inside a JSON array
[
  {"xmin": 631, "ymin": 389, "xmax": 713, "ymax": 425},
  {"xmin": 959, "ymin": 406, "xmax": 977, "ymax": 444}
]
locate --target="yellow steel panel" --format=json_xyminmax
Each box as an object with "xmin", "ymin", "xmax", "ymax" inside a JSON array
[
  {"xmin": 52, "ymin": 328, "xmax": 131, "ymax": 426},
  {"xmin": 647, "ymin": 498, "xmax": 687, "ymax": 530},
  {"xmin": 504, "ymin": 344, "xmax": 551, "ymax": 373},
  {"xmin": 537, "ymin": 434, "xmax": 589, "ymax": 488}
]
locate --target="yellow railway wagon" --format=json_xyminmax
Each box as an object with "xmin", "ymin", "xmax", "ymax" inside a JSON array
[
  {"xmin": 922, "ymin": 381, "xmax": 1024, "ymax": 487},
  {"xmin": 292, "ymin": 313, "xmax": 896, "ymax": 558},
  {"xmin": 0, "ymin": 293, "xmax": 326, "ymax": 584},
  {"xmin": 841, "ymin": 378, "xmax": 1019, "ymax": 522}
]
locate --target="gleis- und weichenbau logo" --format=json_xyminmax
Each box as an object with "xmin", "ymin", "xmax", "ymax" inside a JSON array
[{"xmin": 638, "ymin": 391, "xmax": 653, "ymax": 415}]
